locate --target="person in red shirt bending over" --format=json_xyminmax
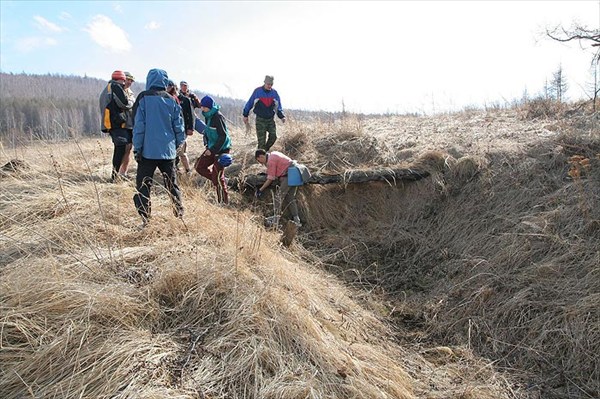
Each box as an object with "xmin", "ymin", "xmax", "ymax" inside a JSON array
[{"xmin": 254, "ymin": 149, "xmax": 301, "ymax": 227}]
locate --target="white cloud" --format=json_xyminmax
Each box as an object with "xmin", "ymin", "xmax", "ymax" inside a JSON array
[
  {"xmin": 144, "ymin": 21, "xmax": 160, "ymax": 30},
  {"xmin": 113, "ymin": 3, "xmax": 124, "ymax": 14},
  {"xmin": 16, "ymin": 37, "xmax": 58, "ymax": 53},
  {"xmin": 33, "ymin": 16, "xmax": 65, "ymax": 33},
  {"xmin": 84, "ymin": 15, "xmax": 131, "ymax": 53},
  {"xmin": 59, "ymin": 12, "xmax": 72, "ymax": 21}
]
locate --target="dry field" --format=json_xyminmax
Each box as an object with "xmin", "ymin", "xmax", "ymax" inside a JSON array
[{"xmin": 1, "ymin": 102, "xmax": 598, "ymax": 398}]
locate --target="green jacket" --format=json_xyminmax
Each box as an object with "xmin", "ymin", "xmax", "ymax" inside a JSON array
[{"xmin": 202, "ymin": 105, "xmax": 232, "ymax": 154}]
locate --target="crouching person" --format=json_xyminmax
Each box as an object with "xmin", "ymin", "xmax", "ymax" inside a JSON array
[
  {"xmin": 254, "ymin": 149, "xmax": 301, "ymax": 227},
  {"xmin": 132, "ymin": 68, "xmax": 186, "ymax": 227},
  {"xmin": 194, "ymin": 95, "xmax": 232, "ymax": 204}
]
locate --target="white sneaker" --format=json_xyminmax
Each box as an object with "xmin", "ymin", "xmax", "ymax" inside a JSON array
[{"xmin": 293, "ymin": 216, "xmax": 302, "ymax": 227}]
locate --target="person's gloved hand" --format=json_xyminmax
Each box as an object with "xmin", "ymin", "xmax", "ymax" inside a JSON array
[
  {"xmin": 255, "ymin": 189, "xmax": 263, "ymax": 198},
  {"xmin": 134, "ymin": 151, "xmax": 142, "ymax": 163}
]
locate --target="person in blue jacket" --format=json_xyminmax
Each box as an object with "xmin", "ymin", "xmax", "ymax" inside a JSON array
[
  {"xmin": 132, "ymin": 68, "xmax": 186, "ymax": 227},
  {"xmin": 194, "ymin": 95, "xmax": 232, "ymax": 204},
  {"xmin": 242, "ymin": 75, "xmax": 286, "ymax": 151}
]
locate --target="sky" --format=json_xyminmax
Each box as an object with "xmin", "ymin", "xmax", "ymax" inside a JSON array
[{"xmin": 0, "ymin": 1, "xmax": 598, "ymax": 115}]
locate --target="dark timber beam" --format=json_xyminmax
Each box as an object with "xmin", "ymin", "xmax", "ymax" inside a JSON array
[{"xmin": 229, "ymin": 168, "xmax": 430, "ymax": 190}]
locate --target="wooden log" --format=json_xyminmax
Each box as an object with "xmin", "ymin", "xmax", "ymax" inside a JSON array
[{"xmin": 230, "ymin": 167, "xmax": 430, "ymax": 190}]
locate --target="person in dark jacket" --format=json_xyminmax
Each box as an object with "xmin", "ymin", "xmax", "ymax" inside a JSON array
[
  {"xmin": 194, "ymin": 95, "xmax": 232, "ymax": 204},
  {"xmin": 176, "ymin": 84, "xmax": 195, "ymax": 175},
  {"xmin": 99, "ymin": 70, "xmax": 134, "ymax": 182},
  {"xmin": 166, "ymin": 80, "xmax": 193, "ymax": 175},
  {"xmin": 132, "ymin": 68, "xmax": 186, "ymax": 227},
  {"xmin": 119, "ymin": 71, "xmax": 136, "ymax": 178},
  {"xmin": 242, "ymin": 75, "xmax": 286, "ymax": 151},
  {"xmin": 180, "ymin": 80, "xmax": 201, "ymax": 108}
]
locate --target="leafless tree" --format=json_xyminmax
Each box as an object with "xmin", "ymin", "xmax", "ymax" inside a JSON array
[
  {"xmin": 546, "ymin": 24, "xmax": 600, "ymax": 62},
  {"xmin": 547, "ymin": 24, "xmax": 600, "ymax": 110},
  {"xmin": 549, "ymin": 64, "xmax": 568, "ymax": 102}
]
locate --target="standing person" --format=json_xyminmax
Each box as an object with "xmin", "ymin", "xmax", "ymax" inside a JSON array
[
  {"xmin": 132, "ymin": 68, "xmax": 186, "ymax": 227},
  {"xmin": 254, "ymin": 149, "xmax": 301, "ymax": 227},
  {"xmin": 194, "ymin": 95, "xmax": 232, "ymax": 204},
  {"xmin": 177, "ymin": 82, "xmax": 196, "ymax": 175},
  {"xmin": 166, "ymin": 81, "xmax": 192, "ymax": 174},
  {"xmin": 166, "ymin": 80, "xmax": 179, "ymax": 102},
  {"xmin": 180, "ymin": 80, "xmax": 201, "ymax": 108},
  {"xmin": 99, "ymin": 70, "xmax": 134, "ymax": 182},
  {"xmin": 119, "ymin": 71, "xmax": 136, "ymax": 178},
  {"xmin": 243, "ymin": 75, "xmax": 286, "ymax": 151}
]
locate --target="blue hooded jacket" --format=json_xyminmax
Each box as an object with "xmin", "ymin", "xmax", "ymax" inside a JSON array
[{"xmin": 133, "ymin": 69, "xmax": 185, "ymax": 160}]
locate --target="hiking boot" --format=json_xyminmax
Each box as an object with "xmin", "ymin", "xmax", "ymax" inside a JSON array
[
  {"xmin": 138, "ymin": 216, "xmax": 150, "ymax": 230},
  {"xmin": 174, "ymin": 207, "xmax": 184, "ymax": 218}
]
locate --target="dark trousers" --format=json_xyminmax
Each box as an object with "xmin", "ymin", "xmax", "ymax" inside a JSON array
[
  {"xmin": 111, "ymin": 145, "xmax": 127, "ymax": 180},
  {"xmin": 195, "ymin": 153, "xmax": 228, "ymax": 204},
  {"xmin": 133, "ymin": 158, "xmax": 183, "ymax": 220},
  {"xmin": 276, "ymin": 176, "xmax": 299, "ymax": 219},
  {"xmin": 109, "ymin": 128, "xmax": 132, "ymax": 181},
  {"xmin": 256, "ymin": 116, "xmax": 277, "ymax": 151}
]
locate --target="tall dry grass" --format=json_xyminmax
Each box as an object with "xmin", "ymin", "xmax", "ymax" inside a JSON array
[
  {"xmin": 292, "ymin": 109, "xmax": 599, "ymax": 399},
  {"xmin": 0, "ymin": 134, "xmax": 521, "ymax": 398}
]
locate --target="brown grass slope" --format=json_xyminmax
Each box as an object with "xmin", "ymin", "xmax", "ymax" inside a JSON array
[
  {"xmin": 283, "ymin": 105, "xmax": 599, "ymax": 399},
  {"xmin": 0, "ymin": 132, "xmax": 520, "ymax": 398}
]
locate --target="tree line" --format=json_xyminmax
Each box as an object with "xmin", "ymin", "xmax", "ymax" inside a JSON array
[{"xmin": 1, "ymin": 72, "xmax": 336, "ymax": 146}]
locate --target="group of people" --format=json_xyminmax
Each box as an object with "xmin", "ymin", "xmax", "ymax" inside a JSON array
[{"xmin": 100, "ymin": 69, "xmax": 301, "ymax": 228}]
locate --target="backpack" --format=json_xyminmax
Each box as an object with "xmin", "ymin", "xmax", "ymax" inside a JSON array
[{"xmin": 288, "ymin": 161, "xmax": 311, "ymax": 186}]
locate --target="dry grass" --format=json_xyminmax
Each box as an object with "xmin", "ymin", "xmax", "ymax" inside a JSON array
[
  {"xmin": 2, "ymin": 106, "xmax": 596, "ymax": 398},
  {"xmin": 0, "ymin": 132, "xmax": 522, "ymax": 398},
  {"xmin": 291, "ymin": 109, "xmax": 599, "ymax": 399}
]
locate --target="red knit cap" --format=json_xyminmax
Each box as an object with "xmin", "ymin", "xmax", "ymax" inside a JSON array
[{"xmin": 111, "ymin": 70, "xmax": 126, "ymax": 81}]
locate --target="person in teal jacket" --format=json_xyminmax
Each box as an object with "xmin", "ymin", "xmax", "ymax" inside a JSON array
[
  {"xmin": 194, "ymin": 95, "xmax": 232, "ymax": 204},
  {"xmin": 132, "ymin": 68, "xmax": 185, "ymax": 227}
]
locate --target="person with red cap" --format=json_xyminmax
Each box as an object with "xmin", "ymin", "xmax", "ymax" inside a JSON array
[
  {"xmin": 119, "ymin": 71, "xmax": 136, "ymax": 178},
  {"xmin": 99, "ymin": 70, "xmax": 134, "ymax": 182}
]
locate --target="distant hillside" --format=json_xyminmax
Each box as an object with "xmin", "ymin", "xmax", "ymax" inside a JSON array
[
  {"xmin": 0, "ymin": 72, "xmax": 244, "ymax": 143},
  {"xmin": 0, "ymin": 72, "xmax": 343, "ymax": 145}
]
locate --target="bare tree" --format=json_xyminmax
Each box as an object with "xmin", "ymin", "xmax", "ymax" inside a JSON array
[
  {"xmin": 549, "ymin": 64, "xmax": 568, "ymax": 102},
  {"xmin": 547, "ymin": 23, "xmax": 600, "ymax": 110},
  {"xmin": 591, "ymin": 63, "xmax": 599, "ymax": 112},
  {"xmin": 546, "ymin": 24, "xmax": 600, "ymax": 62}
]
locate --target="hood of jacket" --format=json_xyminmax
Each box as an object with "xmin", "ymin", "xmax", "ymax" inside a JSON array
[
  {"xmin": 201, "ymin": 104, "xmax": 221, "ymax": 118},
  {"xmin": 145, "ymin": 68, "xmax": 168, "ymax": 90}
]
